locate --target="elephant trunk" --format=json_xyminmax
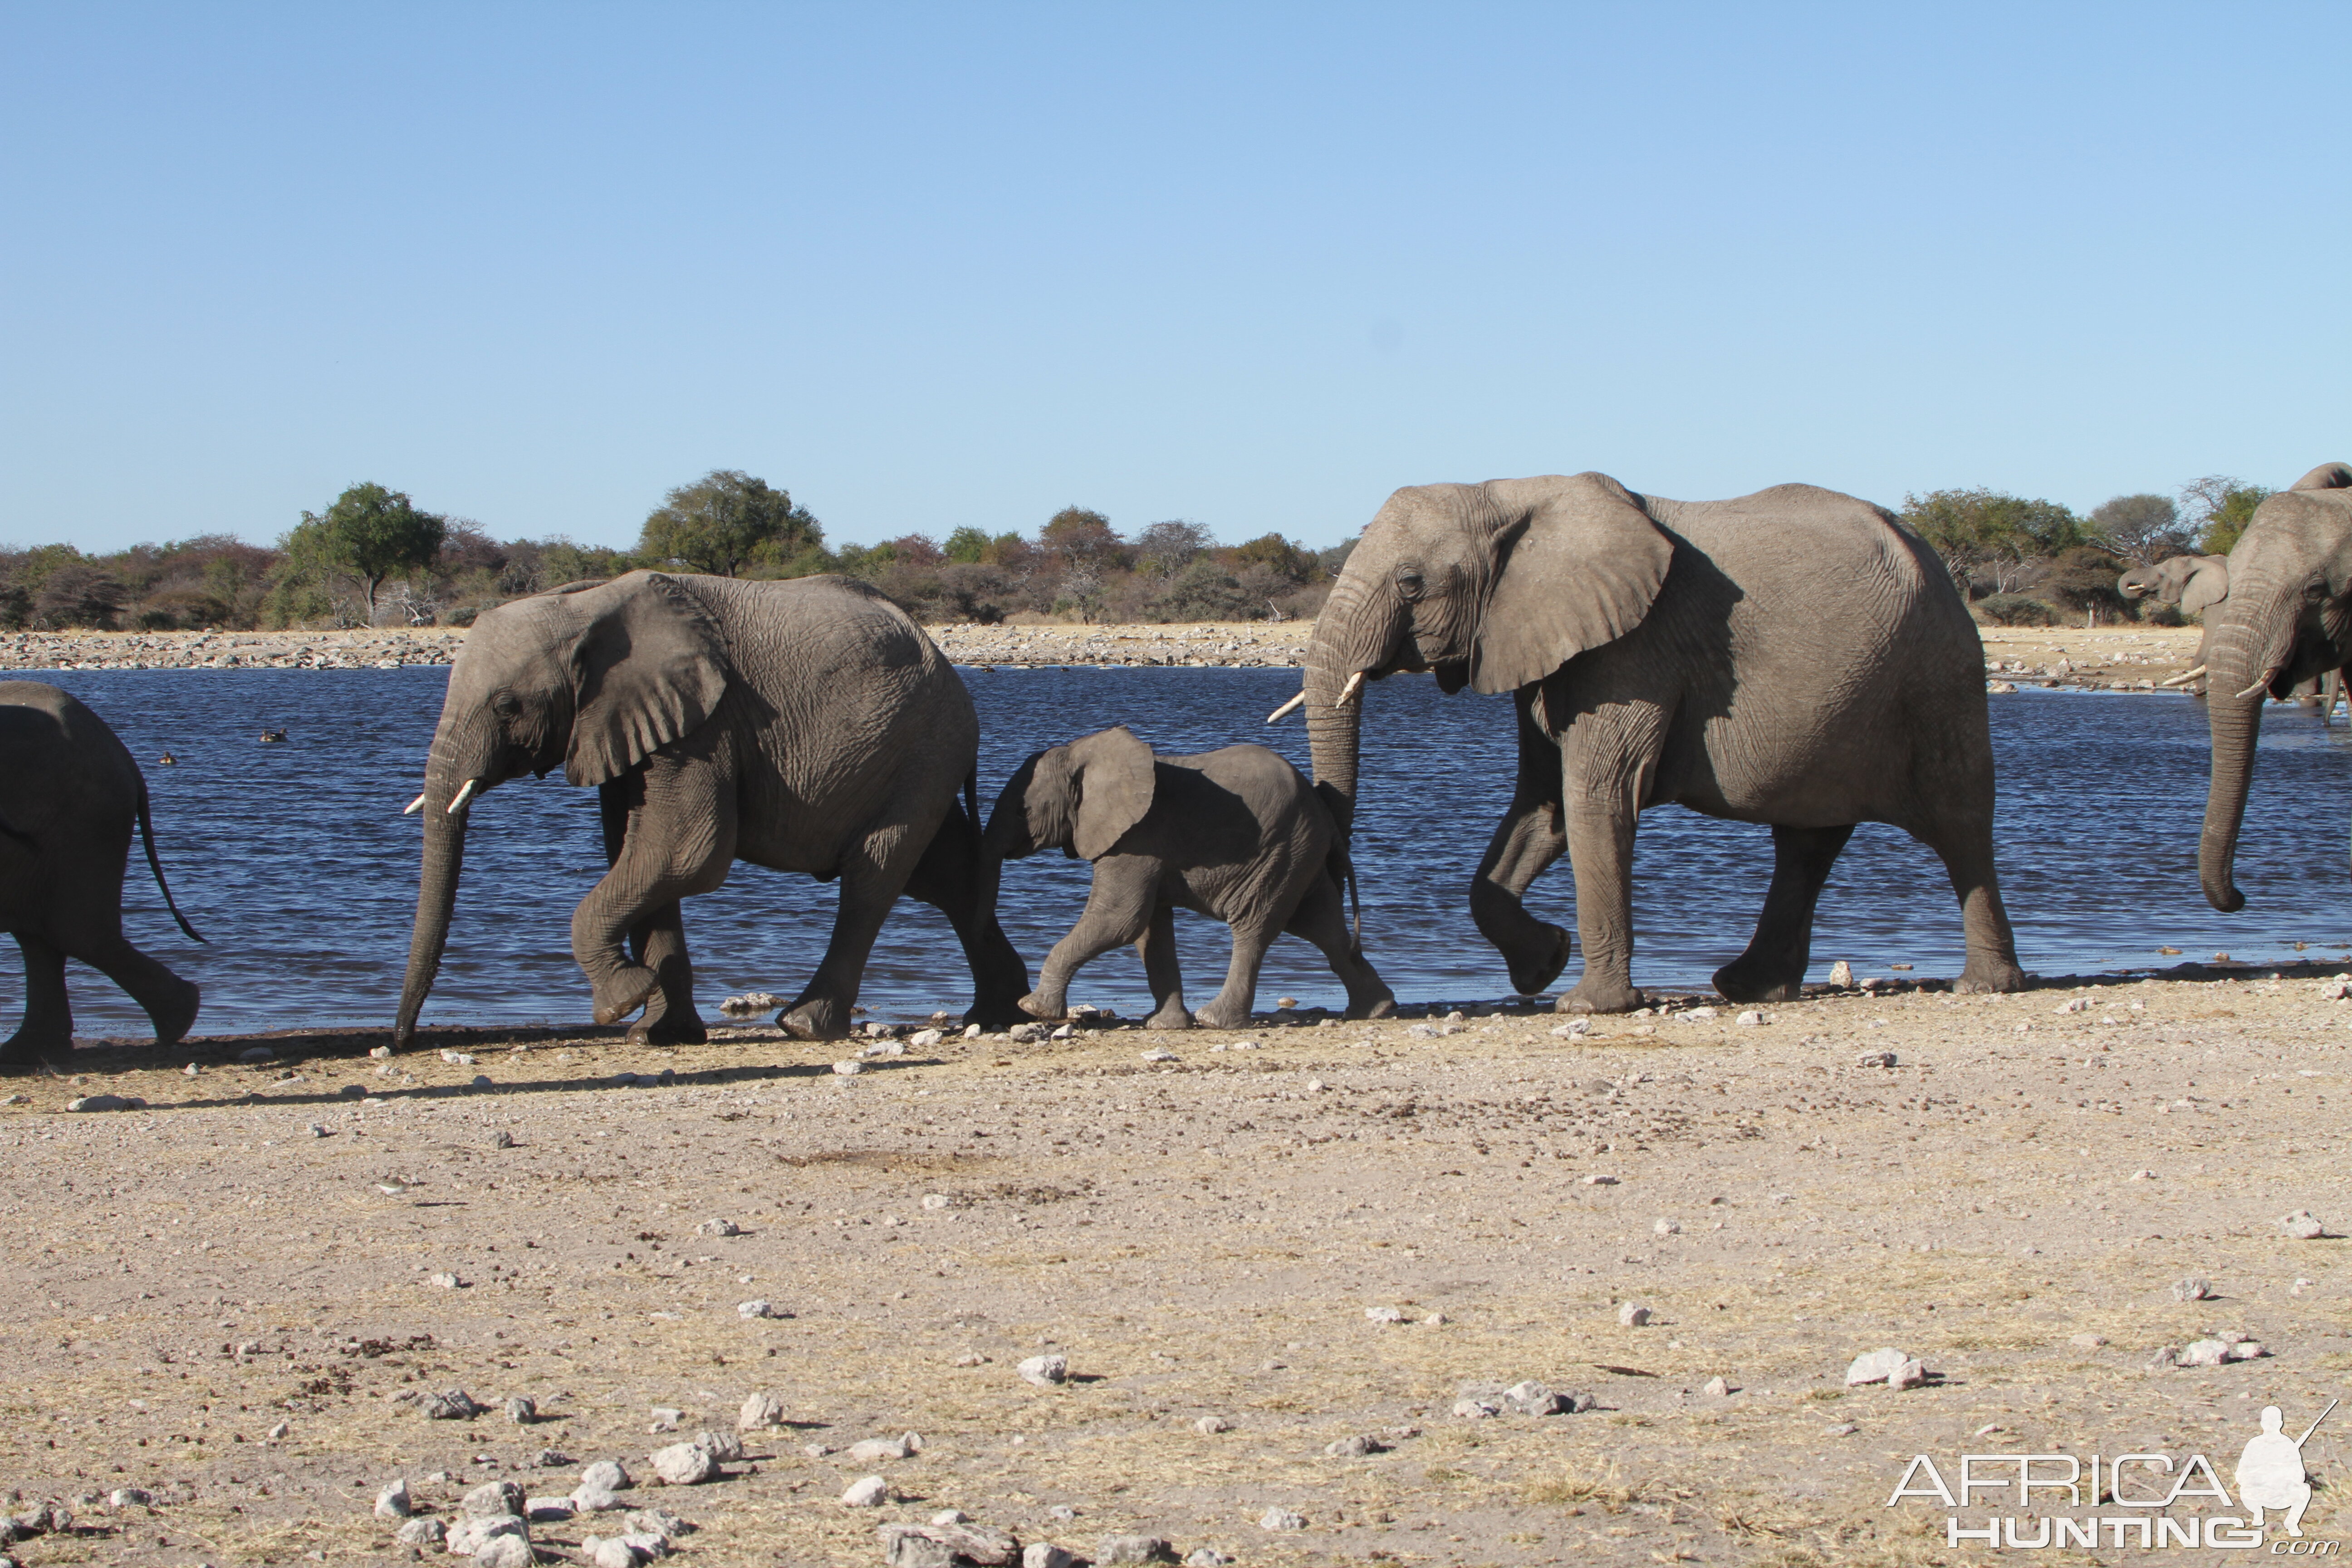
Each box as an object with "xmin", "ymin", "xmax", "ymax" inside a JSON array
[
  {"xmin": 1303, "ymin": 570, "xmax": 1399, "ymax": 834},
  {"xmin": 2198, "ymin": 578, "xmax": 2298, "ymax": 912},
  {"xmin": 393, "ymin": 716, "xmax": 496, "ymax": 1048}
]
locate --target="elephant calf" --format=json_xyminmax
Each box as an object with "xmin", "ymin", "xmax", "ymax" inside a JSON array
[
  {"xmin": 985, "ymin": 726, "xmax": 1394, "ymax": 1029},
  {"xmin": 0, "ymin": 681, "xmax": 204, "ymax": 1062}
]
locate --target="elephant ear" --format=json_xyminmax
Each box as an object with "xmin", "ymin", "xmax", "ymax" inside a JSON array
[
  {"xmin": 1069, "ymin": 725, "xmax": 1157, "ymax": 859},
  {"xmin": 2291, "ymin": 461, "xmax": 2352, "ymax": 491},
  {"xmin": 1469, "ymin": 473, "xmax": 1675, "ymax": 695},
  {"xmin": 565, "ymin": 573, "xmax": 731, "ymax": 786},
  {"xmin": 2181, "ymin": 559, "xmax": 2230, "ymax": 617}
]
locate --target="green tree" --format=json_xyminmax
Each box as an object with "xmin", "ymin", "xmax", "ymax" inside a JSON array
[
  {"xmin": 1040, "ymin": 506, "xmax": 1125, "ymax": 569},
  {"xmin": 2087, "ymin": 493, "xmax": 2191, "ymax": 564},
  {"xmin": 637, "ymin": 470, "xmax": 822, "ymax": 577},
  {"xmin": 2180, "ymin": 475, "xmax": 2273, "ymax": 556},
  {"xmin": 1899, "ymin": 488, "xmax": 2082, "ymax": 596},
  {"xmin": 1133, "ymin": 519, "xmax": 1212, "ymax": 577},
  {"xmin": 943, "ymin": 527, "xmax": 992, "ymax": 564},
  {"xmin": 285, "ymin": 482, "xmax": 449, "ymax": 622},
  {"xmin": 1224, "ymin": 532, "xmax": 1314, "ymax": 583}
]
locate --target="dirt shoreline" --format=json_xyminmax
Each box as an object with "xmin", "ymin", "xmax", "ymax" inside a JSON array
[
  {"xmin": 0, "ymin": 622, "xmax": 2232, "ymax": 691},
  {"xmin": 5, "ymin": 960, "xmax": 2346, "ymax": 1566}
]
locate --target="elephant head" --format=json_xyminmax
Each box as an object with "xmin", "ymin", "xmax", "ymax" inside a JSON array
[
  {"xmin": 982, "ymin": 726, "xmax": 1157, "ymax": 863},
  {"xmin": 1301, "ymin": 473, "xmax": 1671, "ymax": 829},
  {"xmin": 2199, "ymin": 464, "xmax": 2352, "ymax": 911},
  {"xmin": 2118, "ymin": 554, "xmax": 2228, "ymax": 614},
  {"xmin": 394, "ymin": 572, "xmax": 728, "ymax": 1044}
]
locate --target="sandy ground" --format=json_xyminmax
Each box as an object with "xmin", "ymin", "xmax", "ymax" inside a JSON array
[{"xmin": 4, "ymin": 964, "xmax": 2346, "ymax": 1567}]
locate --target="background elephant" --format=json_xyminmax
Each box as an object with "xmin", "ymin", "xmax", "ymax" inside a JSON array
[
  {"xmin": 2117, "ymin": 550, "xmax": 2340, "ymax": 712},
  {"xmin": 2198, "ymin": 461, "xmax": 2352, "ymax": 912},
  {"xmin": 983, "ymin": 726, "xmax": 1393, "ymax": 1028},
  {"xmin": 0, "ymin": 681, "xmax": 203, "ymax": 1061},
  {"xmin": 394, "ymin": 571, "xmax": 1027, "ymax": 1045},
  {"xmin": 1293, "ymin": 472, "xmax": 2025, "ymax": 1012}
]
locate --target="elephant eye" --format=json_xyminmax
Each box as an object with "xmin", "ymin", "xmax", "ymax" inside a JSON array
[
  {"xmin": 491, "ymin": 691, "xmax": 522, "ymax": 719},
  {"xmin": 1395, "ymin": 567, "xmax": 1426, "ymax": 601}
]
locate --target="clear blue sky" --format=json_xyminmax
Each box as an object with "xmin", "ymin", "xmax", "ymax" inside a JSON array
[{"xmin": 5, "ymin": 4, "xmax": 2347, "ymax": 555}]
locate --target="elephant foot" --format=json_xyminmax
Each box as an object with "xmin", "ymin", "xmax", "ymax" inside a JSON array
[
  {"xmin": 627, "ymin": 1014, "xmax": 707, "ymax": 1046},
  {"xmin": 590, "ymin": 965, "xmax": 660, "ymax": 1027},
  {"xmin": 1953, "ymin": 958, "xmax": 2028, "ymax": 995},
  {"xmin": 1710, "ymin": 960, "xmax": 1803, "ymax": 1005},
  {"xmin": 1145, "ymin": 1003, "xmax": 1195, "ymax": 1030},
  {"xmin": 964, "ymin": 995, "xmax": 1028, "ymax": 1031},
  {"xmin": 1558, "ymin": 976, "xmax": 1648, "ymax": 1014},
  {"xmin": 1502, "ymin": 925, "xmax": 1573, "ymax": 997},
  {"xmin": 1017, "ymin": 991, "xmax": 1067, "ymax": 1021},
  {"xmin": 144, "ymin": 976, "xmax": 201, "ymax": 1047},
  {"xmin": 1346, "ymin": 993, "xmax": 1397, "ymax": 1020},
  {"xmin": 775, "ymin": 996, "xmax": 851, "ymax": 1041},
  {"xmin": 1192, "ymin": 999, "xmax": 1252, "ymax": 1030},
  {"xmin": 0, "ymin": 1027, "xmax": 71, "ymax": 1072}
]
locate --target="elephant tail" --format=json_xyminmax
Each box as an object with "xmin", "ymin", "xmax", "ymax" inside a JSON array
[
  {"xmin": 137, "ymin": 779, "xmax": 205, "ymax": 944},
  {"xmin": 1329, "ymin": 837, "xmax": 1365, "ymax": 958}
]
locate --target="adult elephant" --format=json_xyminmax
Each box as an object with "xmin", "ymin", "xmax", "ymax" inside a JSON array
[
  {"xmin": 0, "ymin": 681, "xmax": 204, "ymax": 1061},
  {"xmin": 2198, "ymin": 462, "xmax": 2352, "ymax": 912},
  {"xmin": 1292, "ymin": 472, "xmax": 2025, "ymax": 1012},
  {"xmin": 394, "ymin": 571, "xmax": 1027, "ymax": 1047},
  {"xmin": 2119, "ymin": 549, "xmax": 2339, "ymax": 712}
]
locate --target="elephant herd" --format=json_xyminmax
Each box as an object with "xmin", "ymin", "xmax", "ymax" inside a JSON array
[{"xmin": 5, "ymin": 462, "xmax": 2351, "ymax": 1063}]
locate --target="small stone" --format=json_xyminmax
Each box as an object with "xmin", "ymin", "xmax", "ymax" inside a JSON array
[
  {"xmin": 1452, "ymin": 1395, "xmax": 1502, "ymax": 1419},
  {"xmin": 738, "ymin": 1391, "xmax": 785, "ymax": 1431},
  {"xmin": 1258, "ymin": 1507, "xmax": 1306, "ymax": 1531},
  {"xmin": 1618, "ymin": 1303, "xmax": 1651, "ymax": 1327},
  {"xmin": 306, "ymin": 1122, "xmax": 328, "ymax": 1137},
  {"xmin": 429, "ymin": 1272, "xmax": 466, "ymax": 1290},
  {"xmin": 625, "ymin": 1508, "xmax": 692, "ymax": 1540},
  {"xmin": 536, "ymin": 1449, "xmax": 572, "ymax": 1468},
  {"xmin": 395, "ymin": 1517, "xmax": 446, "ymax": 1548},
  {"xmin": 1854, "ymin": 1051, "xmax": 1897, "ymax": 1068},
  {"xmin": 1095, "ymin": 1535, "xmax": 1173, "ymax": 1564},
  {"xmin": 465, "ymin": 1480, "xmax": 525, "ymax": 1519},
  {"xmin": 1024, "ymin": 1546, "xmax": 1078, "ymax": 1568},
  {"xmin": 909, "ymin": 1029, "xmax": 945, "ymax": 1048},
  {"xmin": 1891, "ymin": 1359, "xmax": 1928, "ymax": 1389},
  {"xmin": 1363, "ymin": 1306, "xmax": 1404, "ymax": 1323},
  {"xmin": 1549, "ymin": 1019, "xmax": 1590, "ymax": 1037},
  {"xmin": 861, "ymin": 1039, "xmax": 906, "ymax": 1058},
  {"xmin": 470, "ymin": 1074, "xmax": 492, "ymax": 1088},
  {"xmin": 2054, "ymin": 997, "xmax": 2089, "ymax": 1014},
  {"xmin": 490, "ymin": 1129, "xmax": 515, "ymax": 1149},
  {"xmin": 373, "ymin": 1480, "xmax": 412, "ymax": 1519},
  {"xmin": 445, "ymin": 1514, "xmax": 525, "ymax": 1554},
  {"xmin": 1828, "ymin": 961, "xmax": 1854, "ymax": 988},
  {"xmin": 1581, "ymin": 1173, "xmax": 1619, "ymax": 1186},
  {"xmin": 265, "ymin": 1418, "xmax": 290, "ymax": 1438},
  {"xmin": 1049, "ymin": 1024, "xmax": 1076, "ymax": 1039},
  {"xmin": 737, "ymin": 1299, "xmax": 778, "ymax": 1319},
  {"xmin": 1845, "ymin": 1348, "xmax": 1911, "ymax": 1386},
  {"xmin": 2172, "ymin": 1277, "xmax": 2213, "ymax": 1302},
  {"xmin": 580, "ymin": 1460, "xmax": 631, "ymax": 1493},
  {"xmin": 1421, "ymin": 1311, "xmax": 1448, "ymax": 1326},
  {"xmin": 1194, "ymin": 1416, "xmax": 1230, "ymax": 1434},
  {"xmin": 931, "ymin": 1509, "xmax": 969, "ymax": 1526},
  {"xmin": 649, "ymin": 1441, "xmax": 716, "ymax": 1485},
  {"xmin": 1653, "ymin": 1218, "xmax": 1680, "ymax": 1235},
  {"xmin": 2225, "ymin": 1339, "xmax": 2270, "ymax": 1362},
  {"xmin": 841, "ymin": 1475, "xmax": 892, "ymax": 1507},
  {"xmin": 2128, "ymin": 1168, "xmax": 2156, "ymax": 1181},
  {"xmin": 505, "ymin": 1396, "xmax": 536, "ymax": 1425},
  {"xmin": 1324, "ymin": 1434, "xmax": 1384, "ymax": 1457},
  {"xmin": 524, "ymin": 1497, "xmax": 575, "ymax": 1522},
  {"xmin": 1183, "ymin": 1553, "xmax": 1229, "ymax": 1568},
  {"xmin": 1007, "ymin": 1023, "xmax": 1047, "ymax": 1043},
  {"xmin": 1140, "ymin": 1048, "xmax": 1178, "ymax": 1063},
  {"xmin": 426, "ymin": 1388, "xmax": 483, "ymax": 1419},
  {"xmin": 583, "ymin": 1539, "xmax": 639, "ymax": 1568},
  {"xmin": 1700, "ymin": 1376, "xmax": 1731, "ymax": 1397},
  {"xmin": 474, "ymin": 1535, "xmax": 533, "ymax": 1568},
  {"xmin": 65, "ymin": 1094, "xmax": 141, "ymax": 1112},
  {"xmin": 697, "ymin": 1217, "xmax": 741, "ymax": 1237},
  {"xmin": 1504, "ymin": 1380, "xmax": 1570, "ymax": 1414},
  {"xmin": 2281, "ymin": 1210, "xmax": 2325, "ymax": 1240},
  {"xmin": 963, "ymin": 1023, "xmax": 983, "ymax": 1038},
  {"xmin": 2069, "ymin": 1333, "xmax": 2107, "ymax": 1349},
  {"xmin": 1735, "ymin": 1010, "xmax": 1763, "ymax": 1027},
  {"xmin": 696, "ymin": 1430, "xmax": 745, "ymax": 1462},
  {"xmin": 1017, "ymin": 1353, "xmax": 1068, "ymax": 1386},
  {"xmin": 847, "ymin": 1436, "xmax": 910, "ymax": 1462},
  {"xmin": 2179, "ymin": 1338, "xmax": 2230, "ymax": 1367},
  {"xmin": 442, "ymin": 1050, "xmax": 475, "ymax": 1065},
  {"xmin": 1822, "ymin": 1421, "xmax": 1857, "ymax": 1437},
  {"xmin": 921, "ymin": 1193, "xmax": 952, "ymax": 1210}
]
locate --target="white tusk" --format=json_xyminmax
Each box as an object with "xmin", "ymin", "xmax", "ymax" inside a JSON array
[
  {"xmin": 403, "ymin": 791, "xmax": 427, "ymax": 815},
  {"xmin": 2158, "ymin": 665, "xmax": 2208, "ymax": 688},
  {"xmin": 1337, "ymin": 670, "xmax": 1366, "ymax": 706},
  {"xmin": 1265, "ymin": 690, "xmax": 1307, "ymax": 723},
  {"xmin": 445, "ymin": 779, "xmax": 479, "ymax": 814},
  {"xmin": 2234, "ymin": 679, "xmax": 2273, "ymax": 700}
]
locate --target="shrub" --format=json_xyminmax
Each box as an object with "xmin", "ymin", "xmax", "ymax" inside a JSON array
[
  {"xmin": 2136, "ymin": 601, "xmax": 2185, "ymax": 627},
  {"xmin": 1976, "ymin": 593, "xmax": 2056, "ymax": 627}
]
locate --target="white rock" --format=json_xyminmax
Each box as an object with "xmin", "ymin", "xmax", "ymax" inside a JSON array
[
  {"xmin": 474, "ymin": 1534, "xmax": 533, "ymax": 1568},
  {"xmin": 1891, "ymin": 1358, "xmax": 1929, "ymax": 1389},
  {"xmin": 395, "ymin": 1516, "xmax": 446, "ymax": 1547},
  {"xmin": 2054, "ymin": 997, "xmax": 2089, "ymax": 1014},
  {"xmin": 738, "ymin": 1391, "xmax": 785, "ymax": 1431},
  {"xmin": 1618, "ymin": 1303, "xmax": 1651, "ymax": 1327},
  {"xmin": 1018, "ymin": 1353, "xmax": 1068, "ymax": 1386},
  {"xmin": 572, "ymin": 1484, "xmax": 624, "ymax": 1512},
  {"xmin": 909, "ymin": 1029, "xmax": 945, "ymax": 1048},
  {"xmin": 373, "ymin": 1479, "xmax": 412, "ymax": 1519},
  {"xmin": 580, "ymin": 1460, "xmax": 631, "ymax": 1493},
  {"xmin": 648, "ymin": 1442, "xmax": 715, "ymax": 1485},
  {"xmin": 2172, "ymin": 1277, "xmax": 2214, "ymax": 1302},
  {"xmin": 963, "ymin": 1023, "xmax": 984, "ymax": 1038},
  {"xmin": 1828, "ymin": 961, "xmax": 1854, "ymax": 988},
  {"xmin": 921, "ymin": 1194, "xmax": 952, "ymax": 1210},
  {"xmin": 1195, "ymin": 1416, "xmax": 1230, "ymax": 1434},
  {"xmin": 1363, "ymin": 1306, "xmax": 1405, "ymax": 1323},
  {"xmin": 2179, "ymin": 1338, "xmax": 2230, "ymax": 1367},
  {"xmin": 1735, "ymin": 1010, "xmax": 1763, "ymax": 1027},
  {"xmin": 1258, "ymin": 1508, "xmax": 1305, "ymax": 1531},
  {"xmin": 696, "ymin": 1430, "xmax": 745, "ymax": 1462},
  {"xmin": 2225, "ymin": 1340, "xmax": 2270, "ymax": 1362},
  {"xmin": 1049, "ymin": 1024, "xmax": 1076, "ymax": 1039},
  {"xmin": 1422, "ymin": 1311, "xmax": 1448, "ymax": 1326},
  {"xmin": 696, "ymin": 1218, "xmax": 741, "ymax": 1237},
  {"xmin": 1024, "ymin": 1546, "xmax": 1077, "ymax": 1568},
  {"xmin": 429, "ymin": 1271, "xmax": 465, "ymax": 1289},
  {"xmin": 1580, "ymin": 1173, "xmax": 1619, "ymax": 1186},
  {"xmin": 584, "ymin": 1539, "xmax": 639, "ymax": 1568},
  {"xmin": 1549, "ymin": 1019, "xmax": 1590, "ymax": 1037},
  {"xmin": 1682, "ymin": 1006, "xmax": 1718, "ymax": 1021},
  {"xmin": 1653, "ymin": 1219, "xmax": 1680, "ymax": 1235},
  {"xmin": 841, "ymin": 1475, "xmax": 892, "ymax": 1507},
  {"xmin": 65, "ymin": 1094, "xmax": 143, "ymax": 1112},
  {"xmin": 2281, "ymin": 1210, "xmax": 2325, "ymax": 1239},
  {"xmin": 1855, "ymin": 1050, "xmax": 1897, "ymax": 1068},
  {"xmin": 737, "ymin": 1300, "xmax": 779, "ymax": 1319},
  {"xmin": 847, "ymin": 1437, "xmax": 910, "ymax": 1462},
  {"xmin": 930, "ymin": 1509, "xmax": 969, "ymax": 1526},
  {"xmin": 446, "ymin": 1514, "xmax": 525, "ymax": 1554},
  {"xmin": 1845, "ymin": 1347, "xmax": 1912, "ymax": 1385},
  {"xmin": 832, "ymin": 1060, "xmax": 864, "ymax": 1076},
  {"xmin": 1140, "ymin": 1048, "xmax": 1177, "ymax": 1063},
  {"xmin": 1701, "ymin": 1376, "xmax": 1731, "ymax": 1397}
]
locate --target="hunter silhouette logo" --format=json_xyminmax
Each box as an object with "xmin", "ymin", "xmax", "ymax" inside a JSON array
[{"xmin": 1887, "ymin": 1398, "xmax": 2337, "ymax": 1550}]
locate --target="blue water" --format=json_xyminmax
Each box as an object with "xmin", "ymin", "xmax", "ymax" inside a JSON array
[{"xmin": 17, "ymin": 667, "xmax": 2352, "ymax": 1038}]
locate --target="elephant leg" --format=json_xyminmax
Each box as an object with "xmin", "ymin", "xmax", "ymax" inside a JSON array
[
  {"xmin": 1286, "ymin": 874, "xmax": 1395, "ymax": 1019},
  {"xmin": 1023, "ymin": 857, "xmax": 1160, "ymax": 1023},
  {"xmin": 1469, "ymin": 689, "xmax": 1573, "ymax": 995},
  {"xmin": 1136, "ymin": 902, "xmax": 1190, "ymax": 1030},
  {"xmin": 79, "ymin": 934, "xmax": 200, "ymax": 1047},
  {"xmin": 574, "ymin": 761, "xmax": 733, "ymax": 1030},
  {"xmin": 777, "ymin": 817, "xmax": 933, "ymax": 1041},
  {"xmin": 598, "ymin": 782, "xmax": 704, "ymax": 1046},
  {"xmin": 901, "ymin": 796, "xmax": 1031, "ymax": 1030},
  {"xmin": 1712, "ymin": 824, "xmax": 1855, "ymax": 1003},
  {"xmin": 1555, "ymin": 719, "xmax": 1660, "ymax": 1015},
  {"xmin": 1, "ymin": 933, "xmax": 74, "ymax": 1063},
  {"xmin": 1192, "ymin": 911, "xmax": 1279, "ymax": 1031},
  {"xmin": 1911, "ymin": 812, "xmax": 2027, "ymax": 995}
]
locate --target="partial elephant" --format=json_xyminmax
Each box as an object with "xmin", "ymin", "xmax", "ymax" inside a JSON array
[
  {"xmin": 0, "ymin": 681, "xmax": 204, "ymax": 1062},
  {"xmin": 983, "ymin": 726, "xmax": 1394, "ymax": 1029},
  {"xmin": 393, "ymin": 571, "xmax": 1028, "ymax": 1046},
  {"xmin": 2198, "ymin": 462, "xmax": 2352, "ymax": 912},
  {"xmin": 1292, "ymin": 472, "xmax": 2025, "ymax": 1012},
  {"xmin": 2118, "ymin": 550, "xmax": 2340, "ymax": 712}
]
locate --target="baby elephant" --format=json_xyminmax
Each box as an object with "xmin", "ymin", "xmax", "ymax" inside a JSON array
[{"xmin": 984, "ymin": 726, "xmax": 1394, "ymax": 1029}]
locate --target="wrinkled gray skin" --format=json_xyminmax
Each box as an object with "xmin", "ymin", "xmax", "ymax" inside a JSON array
[
  {"xmin": 395, "ymin": 572, "xmax": 1028, "ymax": 1046},
  {"xmin": 2116, "ymin": 552, "xmax": 2337, "ymax": 710},
  {"xmin": 2199, "ymin": 462, "xmax": 2352, "ymax": 912},
  {"xmin": 1299, "ymin": 473, "xmax": 2026, "ymax": 1013},
  {"xmin": 0, "ymin": 681, "xmax": 203, "ymax": 1063},
  {"xmin": 984, "ymin": 727, "xmax": 1396, "ymax": 1029}
]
